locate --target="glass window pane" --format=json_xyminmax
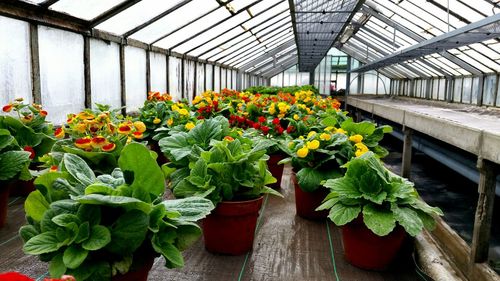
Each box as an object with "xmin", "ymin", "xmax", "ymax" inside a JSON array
[
  {"xmin": 462, "ymin": 77, "xmax": 472, "ymax": 104},
  {"xmin": 184, "ymin": 60, "xmax": 195, "ymax": 101},
  {"xmin": 39, "ymin": 26, "xmax": 85, "ymax": 124},
  {"xmin": 168, "ymin": 56, "xmax": 182, "ymax": 101},
  {"xmin": 214, "ymin": 65, "xmax": 221, "ymax": 92},
  {"xmin": 96, "ymin": 0, "xmax": 189, "ymax": 36},
  {"xmin": 124, "ymin": 46, "xmax": 146, "ymax": 112},
  {"xmin": 154, "ymin": 7, "xmax": 232, "ymax": 49},
  {"xmin": 50, "ymin": 0, "xmax": 126, "ymax": 21},
  {"xmin": 205, "ymin": 64, "xmax": 213, "ymax": 91},
  {"xmin": 196, "ymin": 62, "xmax": 205, "ymax": 95},
  {"xmin": 0, "ymin": 16, "xmax": 32, "ymax": 106},
  {"xmin": 483, "ymin": 75, "xmax": 497, "ymax": 106},
  {"xmin": 221, "ymin": 68, "xmax": 227, "ymax": 89},
  {"xmin": 150, "ymin": 52, "xmax": 167, "ymax": 93},
  {"xmin": 90, "ymin": 39, "xmax": 121, "ymax": 109}
]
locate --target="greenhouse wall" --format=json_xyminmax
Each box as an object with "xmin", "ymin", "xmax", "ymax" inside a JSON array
[{"xmin": 0, "ymin": 15, "xmax": 265, "ymax": 124}]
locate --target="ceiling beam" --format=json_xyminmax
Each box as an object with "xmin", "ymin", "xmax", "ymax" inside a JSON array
[
  {"xmin": 248, "ymin": 49, "xmax": 297, "ymax": 74},
  {"xmin": 261, "ymin": 57, "xmax": 298, "ymax": 77},
  {"xmin": 89, "ymin": 0, "xmax": 141, "ymax": 28},
  {"xmin": 239, "ymin": 39, "xmax": 295, "ymax": 71},
  {"xmin": 39, "ymin": 0, "xmax": 60, "ymax": 9}
]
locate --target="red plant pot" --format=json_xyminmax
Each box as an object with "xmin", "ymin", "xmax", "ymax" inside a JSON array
[
  {"xmin": 292, "ymin": 174, "xmax": 328, "ymax": 220},
  {"xmin": 9, "ymin": 179, "xmax": 35, "ymax": 197},
  {"xmin": 0, "ymin": 185, "xmax": 11, "ymax": 228},
  {"xmin": 342, "ymin": 216, "xmax": 406, "ymax": 270},
  {"xmin": 202, "ymin": 197, "xmax": 263, "ymax": 255},
  {"xmin": 112, "ymin": 255, "xmax": 155, "ymax": 281},
  {"xmin": 267, "ymin": 153, "xmax": 286, "ymax": 189}
]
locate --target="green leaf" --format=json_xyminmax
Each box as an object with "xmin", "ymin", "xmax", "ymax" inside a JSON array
[
  {"xmin": 296, "ymin": 168, "xmax": 323, "ymax": 192},
  {"xmin": 62, "ymin": 153, "xmax": 96, "ymax": 186},
  {"xmin": 391, "ymin": 205, "xmax": 423, "ymax": 237},
  {"xmin": 23, "ymin": 231, "xmax": 61, "ymax": 255},
  {"xmin": 0, "ymin": 129, "xmax": 15, "ymax": 150},
  {"xmin": 159, "ymin": 133, "xmax": 192, "ymax": 162},
  {"xmin": 189, "ymin": 118, "xmax": 223, "ymax": 149},
  {"xmin": 362, "ymin": 204, "xmax": 396, "ymax": 236},
  {"xmin": 19, "ymin": 225, "xmax": 39, "ymax": 243},
  {"xmin": 63, "ymin": 245, "xmax": 88, "ymax": 269},
  {"xmin": 323, "ymin": 178, "xmax": 361, "ymax": 199},
  {"xmin": 0, "ymin": 150, "xmax": 31, "ymax": 181},
  {"xmin": 85, "ymin": 183, "xmax": 119, "ymax": 196},
  {"xmin": 416, "ymin": 210, "xmax": 437, "ymax": 231},
  {"xmin": 25, "ymin": 190, "xmax": 50, "ymax": 222},
  {"xmin": 82, "ymin": 225, "xmax": 111, "ymax": 250},
  {"xmin": 52, "ymin": 214, "xmax": 81, "ymax": 227},
  {"xmin": 77, "ymin": 204, "xmax": 101, "ymax": 226},
  {"xmin": 328, "ymin": 204, "xmax": 361, "ymax": 226},
  {"xmin": 106, "ymin": 210, "xmax": 149, "ymax": 255},
  {"xmin": 341, "ymin": 119, "xmax": 376, "ymax": 136},
  {"xmin": 118, "ymin": 143, "xmax": 165, "ymax": 200},
  {"xmin": 75, "ymin": 222, "xmax": 90, "ymax": 243},
  {"xmin": 49, "ymin": 254, "xmax": 66, "ymax": 278},
  {"xmin": 74, "ymin": 194, "xmax": 151, "ymax": 214},
  {"xmin": 161, "ymin": 197, "xmax": 215, "ymax": 222},
  {"xmin": 34, "ymin": 172, "xmax": 71, "ymax": 203},
  {"xmin": 174, "ymin": 223, "xmax": 201, "ymax": 251},
  {"xmin": 155, "ymin": 241, "xmax": 184, "ymax": 269},
  {"xmin": 321, "ymin": 116, "xmax": 339, "ymax": 127}
]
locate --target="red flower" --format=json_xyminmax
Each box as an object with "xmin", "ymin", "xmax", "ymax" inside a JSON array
[
  {"xmin": 0, "ymin": 272, "xmax": 33, "ymax": 280},
  {"xmin": 261, "ymin": 126, "xmax": 270, "ymax": 135},
  {"xmin": 258, "ymin": 116, "xmax": 266, "ymax": 123},
  {"xmin": 253, "ymin": 123, "xmax": 261, "ymax": 130},
  {"xmin": 2, "ymin": 104, "xmax": 13, "ymax": 112},
  {"xmin": 90, "ymin": 136, "xmax": 106, "ymax": 148},
  {"xmin": 224, "ymin": 136, "xmax": 234, "ymax": 142},
  {"xmin": 75, "ymin": 137, "xmax": 92, "ymax": 149},
  {"xmin": 287, "ymin": 126, "xmax": 295, "ymax": 134},
  {"xmin": 276, "ymin": 126, "xmax": 284, "ymax": 135},
  {"xmin": 39, "ymin": 110, "xmax": 48, "ymax": 117},
  {"xmin": 101, "ymin": 142, "xmax": 116, "ymax": 152},
  {"xmin": 272, "ymin": 118, "xmax": 280, "ymax": 125},
  {"xmin": 23, "ymin": 146, "xmax": 35, "ymax": 159},
  {"xmin": 237, "ymin": 116, "xmax": 245, "ymax": 123},
  {"xmin": 49, "ymin": 165, "xmax": 58, "ymax": 172},
  {"xmin": 54, "ymin": 127, "xmax": 65, "ymax": 139}
]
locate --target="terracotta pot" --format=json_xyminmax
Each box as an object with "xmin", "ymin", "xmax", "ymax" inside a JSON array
[
  {"xmin": 292, "ymin": 174, "xmax": 328, "ymax": 220},
  {"xmin": 9, "ymin": 179, "xmax": 35, "ymax": 197},
  {"xmin": 0, "ymin": 184, "xmax": 11, "ymax": 228},
  {"xmin": 202, "ymin": 196, "xmax": 263, "ymax": 255},
  {"xmin": 342, "ymin": 216, "xmax": 406, "ymax": 270},
  {"xmin": 267, "ymin": 153, "xmax": 286, "ymax": 189},
  {"xmin": 112, "ymin": 255, "xmax": 155, "ymax": 281}
]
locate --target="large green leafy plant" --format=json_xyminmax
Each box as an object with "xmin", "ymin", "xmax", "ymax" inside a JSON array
[
  {"xmin": 160, "ymin": 117, "xmax": 281, "ymax": 205},
  {"xmin": 20, "ymin": 143, "xmax": 214, "ymax": 280},
  {"xmin": 317, "ymin": 152, "xmax": 443, "ymax": 237}
]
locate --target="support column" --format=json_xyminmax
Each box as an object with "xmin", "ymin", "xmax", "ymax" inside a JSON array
[
  {"xmin": 29, "ymin": 23, "xmax": 41, "ymax": 104},
  {"xmin": 146, "ymin": 50, "xmax": 151, "ymax": 94},
  {"xmin": 471, "ymin": 158, "xmax": 497, "ymax": 263},
  {"xmin": 119, "ymin": 44, "xmax": 126, "ymax": 115},
  {"xmin": 309, "ymin": 71, "xmax": 315, "ymax": 85},
  {"xmin": 402, "ymin": 126, "xmax": 413, "ymax": 179},
  {"xmin": 84, "ymin": 36, "xmax": 92, "ymax": 108},
  {"xmin": 345, "ymin": 56, "xmax": 352, "ymax": 110}
]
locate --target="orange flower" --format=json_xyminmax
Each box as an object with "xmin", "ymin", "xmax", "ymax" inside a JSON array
[
  {"xmin": 133, "ymin": 121, "xmax": 146, "ymax": 133},
  {"xmin": 101, "ymin": 142, "xmax": 116, "ymax": 152},
  {"xmin": 49, "ymin": 165, "xmax": 58, "ymax": 173},
  {"xmin": 67, "ymin": 114, "xmax": 76, "ymax": 124},
  {"xmin": 132, "ymin": 131, "xmax": 143, "ymax": 139},
  {"xmin": 54, "ymin": 127, "xmax": 65, "ymax": 139},
  {"xmin": 75, "ymin": 137, "xmax": 92, "ymax": 149},
  {"xmin": 40, "ymin": 110, "xmax": 48, "ymax": 117},
  {"xmin": 224, "ymin": 136, "xmax": 234, "ymax": 142},
  {"xmin": 22, "ymin": 115, "xmax": 33, "ymax": 123},
  {"xmin": 118, "ymin": 124, "xmax": 132, "ymax": 134},
  {"xmin": 91, "ymin": 136, "xmax": 107, "ymax": 148},
  {"xmin": 2, "ymin": 104, "xmax": 13, "ymax": 112},
  {"xmin": 77, "ymin": 112, "xmax": 95, "ymax": 120}
]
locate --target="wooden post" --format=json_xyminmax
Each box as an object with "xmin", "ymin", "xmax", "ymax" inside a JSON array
[
  {"xmin": 470, "ymin": 158, "xmax": 497, "ymax": 263},
  {"xmin": 83, "ymin": 36, "xmax": 92, "ymax": 108},
  {"xmin": 146, "ymin": 49, "xmax": 151, "ymax": 94},
  {"xmin": 29, "ymin": 23, "xmax": 41, "ymax": 104},
  {"xmin": 402, "ymin": 126, "xmax": 412, "ymax": 179},
  {"xmin": 166, "ymin": 54, "xmax": 169, "ymax": 94},
  {"xmin": 119, "ymin": 44, "xmax": 126, "ymax": 116}
]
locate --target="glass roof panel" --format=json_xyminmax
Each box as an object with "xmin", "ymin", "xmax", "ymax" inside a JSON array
[
  {"xmin": 95, "ymin": 0, "xmax": 188, "ymax": 35},
  {"xmin": 50, "ymin": 0, "xmax": 126, "ymax": 20},
  {"xmin": 176, "ymin": 25, "xmax": 247, "ymax": 55},
  {"xmin": 249, "ymin": 0, "xmax": 284, "ymax": 15},
  {"xmin": 154, "ymin": 7, "xmax": 232, "ymax": 49},
  {"xmin": 127, "ymin": 0, "xmax": 220, "ymax": 43},
  {"xmin": 226, "ymin": 34, "xmax": 294, "ymax": 65}
]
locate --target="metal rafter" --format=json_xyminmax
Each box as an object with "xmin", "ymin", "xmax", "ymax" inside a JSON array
[
  {"xmin": 248, "ymin": 48, "xmax": 297, "ymax": 74},
  {"xmin": 89, "ymin": 0, "xmax": 141, "ymax": 28},
  {"xmin": 39, "ymin": 0, "xmax": 60, "ymax": 9},
  {"xmin": 262, "ymin": 59, "xmax": 298, "ymax": 78},
  {"xmin": 239, "ymin": 39, "xmax": 295, "ymax": 71},
  {"xmin": 227, "ymin": 33, "xmax": 294, "ymax": 66},
  {"xmin": 255, "ymin": 55, "xmax": 297, "ymax": 76},
  {"xmin": 122, "ymin": 0, "xmax": 193, "ymax": 38}
]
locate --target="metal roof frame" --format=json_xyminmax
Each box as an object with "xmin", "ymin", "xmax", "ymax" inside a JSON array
[
  {"xmin": 262, "ymin": 59, "xmax": 299, "ymax": 77},
  {"xmin": 239, "ymin": 39, "xmax": 296, "ymax": 71}
]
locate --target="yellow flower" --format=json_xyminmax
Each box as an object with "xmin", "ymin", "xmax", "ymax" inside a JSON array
[
  {"xmin": 307, "ymin": 131, "xmax": 317, "ymax": 138},
  {"xmin": 178, "ymin": 108, "xmax": 189, "ymax": 116},
  {"xmin": 192, "ymin": 95, "xmax": 202, "ymax": 105},
  {"xmin": 185, "ymin": 122, "xmax": 195, "ymax": 130},
  {"xmin": 293, "ymin": 114, "xmax": 300, "ymax": 121},
  {"xmin": 171, "ymin": 104, "xmax": 179, "ymax": 111},
  {"xmin": 133, "ymin": 121, "xmax": 146, "ymax": 133},
  {"xmin": 167, "ymin": 118, "xmax": 173, "ymax": 126},
  {"xmin": 349, "ymin": 134, "xmax": 363, "ymax": 143},
  {"xmin": 336, "ymin": 128, "xmax": 347, "ymax": 134},
  {"xmin": 298, "ymin": 136, "xmax": 304, "ymax": 140},
  {"xmin": 75, "ymin": 123, "xmax": 87, "ymax": 133},
  {"xmin": 153, "ymin": 118, "xmax": 161, "ymax": 124},
  {"xmin": 297, "ymin": 146, "xmax": 309, "ymax": 158},
  {"xmin": 355, "ymin": 143, "xmax": 369, "ymax": 157},
  {"xmin": 268, "ymin": 103, "xmax": 276, "ymax": 115},
  {"xmin": 306, "ymin": 140, "xmax": 320, "ymax": 150},
  {"xmin": 324, "ymin": 126, "xmax": 335, "ymax": 132},
  {"xmin": 320, "ymin": 133, "xmax": 331, "ymax": 141}
]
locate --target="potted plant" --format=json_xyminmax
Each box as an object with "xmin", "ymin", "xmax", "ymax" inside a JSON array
[
  {"xmin": 160, "ymin": 117, "xmax": 281, "ymax": 255},
  {"xmin": 1, "ymin": 99, "xmax": 55, "ymax": 195},
  {"xmin": 20, "ymin": 143, "xmax": 214, "ymax": 280},
  {"xmin": 0, "ymin": 128, "xmax": 31, "ymax": 227},
  {"xmin": 283, "ymin": 114, "xmax": 393, "ymax": 220},
  {"xmin": 317, "ymin": 152, "xmax": 443, "ymax": 270},
  {"xmin": 50, "ymin": 104, "xmax": 146, "ymax": 174}
]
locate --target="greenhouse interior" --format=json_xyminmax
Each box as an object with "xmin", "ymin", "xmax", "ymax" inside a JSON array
[{"xmin": 0, "ymin": 0, "xmax": 499, "ymax": 280}]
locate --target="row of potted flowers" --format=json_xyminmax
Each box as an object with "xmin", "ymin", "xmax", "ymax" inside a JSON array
[{"xmin": 0, "ymin": 87, "xmax": 442, "ymax": 279}]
